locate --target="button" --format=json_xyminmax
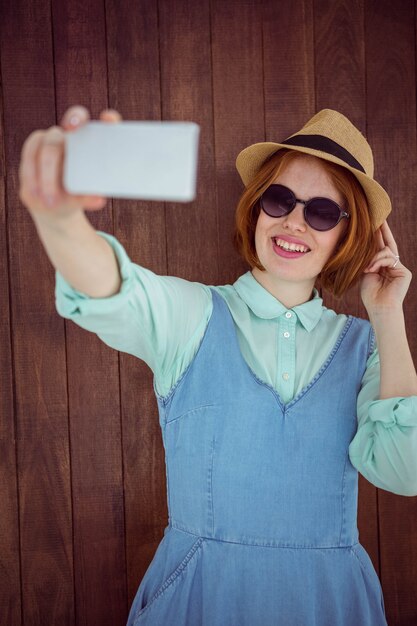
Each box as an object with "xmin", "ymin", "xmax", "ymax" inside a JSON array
[
  {"xmin": 283, "ymin": 331, "xmax": 290, "ymax": 338},
  {"xmin": 282, "ymin": 372, "xmax": 290, "ymax": 381},
  {"xmin": 285, "ymin": 312, "xmax": 292, "ymax": 318}
]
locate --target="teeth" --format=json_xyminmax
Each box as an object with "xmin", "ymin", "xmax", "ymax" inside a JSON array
[{"xmin": 274, "ymin": 238, "xmax": 309, "ymax": 253}]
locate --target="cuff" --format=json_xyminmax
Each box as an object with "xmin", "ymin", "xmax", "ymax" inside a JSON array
[
  {"xmin": 368, "ymin": 395, "xmax": 417, "ymax": 429},
  {"xmin": 54, "ymin": 230, "xmax": 134, "ymax": 318}
]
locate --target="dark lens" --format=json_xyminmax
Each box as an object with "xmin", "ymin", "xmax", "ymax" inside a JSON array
[
  {"xmin": 305, "ymin": 199, "xmax": 341, "ymax": 231},
  {"xmin": 260, "ymin": 184, "xmax": 294, "ymax": 217}
]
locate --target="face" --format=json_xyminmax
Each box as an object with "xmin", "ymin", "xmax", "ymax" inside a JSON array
[{"xmin": 252, "ymin": 154, "xmax": 349, "ymax": 302}]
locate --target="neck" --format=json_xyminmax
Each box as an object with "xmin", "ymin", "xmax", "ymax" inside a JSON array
[{"xmin": 251, "ymin": 268, "xmax": 315, "ymax": 308}]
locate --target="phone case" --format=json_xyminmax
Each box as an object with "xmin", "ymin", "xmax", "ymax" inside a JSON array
[{"xmin": 63, "ymin": 120, "xmax": 200, "ymax": 202}]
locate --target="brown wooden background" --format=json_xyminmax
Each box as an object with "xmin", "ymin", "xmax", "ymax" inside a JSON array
[{"xmin": 1, "ymin": 0, "xmax": 416, "ymax": 624}]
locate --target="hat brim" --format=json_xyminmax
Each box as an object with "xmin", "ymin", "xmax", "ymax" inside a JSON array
[{"xmin": 235, "ymin": 142, "xmax": 392, "ymax": 231}]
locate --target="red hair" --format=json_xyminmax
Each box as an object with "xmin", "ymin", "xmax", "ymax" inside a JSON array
[{"xmin": 233, "ymin": 149, "xmax": 379, "ymax": 299}]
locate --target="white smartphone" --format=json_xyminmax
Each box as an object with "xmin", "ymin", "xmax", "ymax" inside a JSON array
[{"xmin": 63, "ymin": 120, "xmax": 200, "ymax": 202}]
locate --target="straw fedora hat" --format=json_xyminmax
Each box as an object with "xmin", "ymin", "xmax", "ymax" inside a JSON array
[{"xmin": 235, "ymin": 109, "xmax": 391, "ymax": 231}]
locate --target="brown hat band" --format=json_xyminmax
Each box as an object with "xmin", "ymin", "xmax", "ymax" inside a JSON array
[{"xmin": 280, "ymin": 134, "xmax": 366, "ymax": 174}]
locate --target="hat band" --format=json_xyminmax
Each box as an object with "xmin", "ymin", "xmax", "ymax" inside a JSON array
[{"xmin": 280, "ymin": 134, "xmax": 366, "ymax": 174}]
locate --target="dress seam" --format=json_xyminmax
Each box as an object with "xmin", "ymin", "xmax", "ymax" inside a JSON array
[{"xmin": 169, "ymin": 522, "xmax": 360, "ymax": 549}]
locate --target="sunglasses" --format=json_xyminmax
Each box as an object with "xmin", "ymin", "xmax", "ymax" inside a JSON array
[{"xmin": 259, "ymin": 184, "xmax": 350, "ymax": 231}]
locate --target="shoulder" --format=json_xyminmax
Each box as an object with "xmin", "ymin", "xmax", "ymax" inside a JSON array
[
  {"xmin": 206, "ymin": 282, "xmax": 253, "ymax": 324},
  {"xmin": 321, "ymin": 305, "xmax": 375, "ymax": 358},
  {"xmin": 319, "ymin": 303, "xmax": 373, "ymax": 338},
  {"xmin": 320, "ymin": 304, "xmax": 371, "ymax": 330},
  {"xmin": 315, "ymin": 305, "xmax": 350, "ymax": 336}
]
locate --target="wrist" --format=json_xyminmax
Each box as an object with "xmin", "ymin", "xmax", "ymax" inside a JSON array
[
  {"xmin": 31, "ymin": 208, "xmax": 88, "ymax": 234},
  {"xmin": 368, "ymin": 307, "xmax": 406, "ymax": 339},
  {"xmin": 368, "ymin": 304, "xmax": 404, "ymax": 321}
]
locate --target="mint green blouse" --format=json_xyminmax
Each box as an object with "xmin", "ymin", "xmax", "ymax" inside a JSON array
[{"xmin": 55, "ymin": 230, "xmax": 417, "ymax": 497}]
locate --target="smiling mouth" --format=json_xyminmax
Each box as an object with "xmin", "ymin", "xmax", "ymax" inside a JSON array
[{"xmin": 272, "ymin": 237, "xmax": 311, "ymax": 253}]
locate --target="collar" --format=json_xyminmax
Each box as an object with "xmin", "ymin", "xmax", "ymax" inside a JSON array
[{"xmin": 233, "ymin": 271, "xmax": 324, "ymax": 332}]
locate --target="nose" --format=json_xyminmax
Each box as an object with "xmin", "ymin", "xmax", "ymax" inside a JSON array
[{"xmin": 281, "ymin": 201, "xmax": 308, "ymax": 232}]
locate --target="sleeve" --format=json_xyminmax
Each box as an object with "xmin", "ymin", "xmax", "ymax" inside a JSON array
[
  {"xmin": 55, "ymin": 230, "xmax": 213, "ymax": 396},
  {"xmin": 348, "ymin": 344, "xmax": 417, "ymax": 497}
]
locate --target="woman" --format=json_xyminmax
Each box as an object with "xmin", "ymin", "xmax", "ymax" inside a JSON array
[{"xmin": 20, "ymin": 107, "xmax": 417, "ymax": 625}]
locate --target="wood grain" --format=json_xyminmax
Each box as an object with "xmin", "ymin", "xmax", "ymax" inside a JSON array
[
  {"xmin": 0, "ymin": 0, "xmax": 416, "ymax": 624},
  {"xmin": 0, "ymin": 10, "xmax": 21, "ymax": 624},
  {"xmin": 365, "ymin": 2, "xmax": 417, "ymax": 624},
  {"xmin": 1, "ymin": 0, "xmax": 75, "ymax": 623},
  {"xmin": 211, "ymin": 0, "xmax": 264, "ymax": 285}
]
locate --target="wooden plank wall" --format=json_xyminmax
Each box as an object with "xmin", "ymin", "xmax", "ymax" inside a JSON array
[{"xmin": 0, "ymin": 0, "xmax": 416, "ymax": 624}]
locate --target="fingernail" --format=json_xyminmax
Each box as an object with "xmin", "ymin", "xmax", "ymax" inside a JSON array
[{"xmin": 68, "ymin": 114, "xmax": 80, "ymax": 126}]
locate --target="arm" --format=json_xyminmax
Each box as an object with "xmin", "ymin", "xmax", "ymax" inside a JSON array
[
  {"xmin": 353, "ymin": 220, "xmax": 417, "ymax": 494},
  {"xmin": 20, "ymin": 106, "xmax": 213, "ymax": 396},
  {"xmin": 361, "ymin": 218, "xmax": 416, "ymax": 398},
  {"xmin": 348, "ymin": 340, "xmax": 417, "ymax": 497},
  {"xmin": 20, "ymin": 105, "xmax": 125, "ymax": 298},
  {"xmin": 369, "ymin": 306, "xmax": 417, "ymax": 398},
  {"xmin": 54, "ymin": 229, "xmax": 213, "ymax": 397},
  {"xmin": 32, "ymin": 210, "xmax": 122, "ymax": 298}
]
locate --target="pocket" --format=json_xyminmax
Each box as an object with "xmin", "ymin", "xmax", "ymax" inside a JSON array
[
  {"xmin": 350, "ymin": 544, "xmax": 387, "ymax": 621},
  {"xmin": 132, "ymin": 536, "xmax": 204, "ymax": 624}
]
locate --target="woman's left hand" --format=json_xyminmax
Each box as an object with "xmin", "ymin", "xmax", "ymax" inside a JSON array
[{"xmin": 360, "ymin": 220, "xmax": 412, "ymax": 314}]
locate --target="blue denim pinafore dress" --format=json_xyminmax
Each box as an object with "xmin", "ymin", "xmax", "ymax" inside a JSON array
[{"xmin": 127, "ymin": 289, "xmax": 388, "ymax": 625}]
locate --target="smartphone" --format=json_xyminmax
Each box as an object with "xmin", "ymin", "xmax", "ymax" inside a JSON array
[{"xmin": 63, "ymin": 120, "xmax": 200, "ymax": 202}]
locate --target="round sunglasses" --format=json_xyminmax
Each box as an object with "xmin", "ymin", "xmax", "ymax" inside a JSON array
[{"xmin": 259, "ymin": 184, "xmax": 350, "ymax": 231}]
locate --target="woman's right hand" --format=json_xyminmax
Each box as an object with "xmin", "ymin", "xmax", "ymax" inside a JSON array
[{"xmin": 18, "ymin": 105, "xmax": 123, "ymax": 221}]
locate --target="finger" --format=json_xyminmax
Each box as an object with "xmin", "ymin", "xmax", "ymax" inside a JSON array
[
  {"xmin": 364, "ymin": 253, "xmax": 401, "ymax": 272},
  {"xmin": 60, "ymin": 105, "xmax": 90, "ymax": 130},
  {"xmin": 19, "ymin": 130, "xmax": 44, "ymax": 199},
  {"xmin": 38, "ymin": 126, "xmax": 66, "ymax": 204},
  {"xmin": 364, "ymin": 261, "xmax": 402, "ymax": 273},
  {"xmin": 75, "ymin": 195, "xmax": 108, "ymax": 209},
  {"xmin": 380, "ymin": 220, "xmax": 399, "ymax": 255},
  {"xmin": 99, "ymin": 108, "xmax": 122, "ymax": 122},
  {"xmin": 375, "ymin": 226, "xmax": 385, "ymax": 250},
  {"xmin": 364, "ymin": 246, "xmax": 398, "ymax": 269}
]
